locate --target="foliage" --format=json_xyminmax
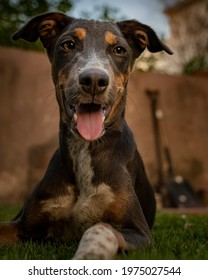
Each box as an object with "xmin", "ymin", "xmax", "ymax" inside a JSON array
[
  {"xmin": 0, "ymin": 205, "xmax": 207, "ymax": 259},
  {"xmin": 183, "ymin": 56, "xmax": 208, "ymax": 75},
  {"xmin": 136, "ymin": 53, "xmax": 158, "ymax": 72},
  {"xmin": 0, "ymin": 0, "xmax": 73, "ymax": 51}
]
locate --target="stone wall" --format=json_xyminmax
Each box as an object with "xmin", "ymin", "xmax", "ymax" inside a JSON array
[{"xmin": 0, "ymin": 47, "xmax": 207, "ymax": 204}]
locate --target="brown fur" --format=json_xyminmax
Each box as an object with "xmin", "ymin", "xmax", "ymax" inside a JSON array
[
  {"xmin": 0, "ymin": 12, "xmax": 172, "ymax": 258},
  {"xmin": 105, "ymin": 31, "xmax": 118, "ymax": 45},
  {"xmin": 74, "ymin": 27, "xmax": 86, "ymax": 40}
]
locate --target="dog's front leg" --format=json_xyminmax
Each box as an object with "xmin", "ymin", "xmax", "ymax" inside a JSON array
[
  {"xmin": 0, "ymin": 222, "xmax": 20, "ymax": 245},
  {"xmin": 72, "ymin": 199, "xmax": 152, "ymax": 260},
  {"xmin": 72, "ymin": 220, "xmax": 151, "ymax": 260},
  {"xmin": 72, "ymin": 223, "xmax": 127, "ymax": 260}
]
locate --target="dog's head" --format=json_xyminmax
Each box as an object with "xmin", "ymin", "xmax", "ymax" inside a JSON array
[{"xmin": 13, "ymin": 12, "xmax": 172, "ymax": 141}]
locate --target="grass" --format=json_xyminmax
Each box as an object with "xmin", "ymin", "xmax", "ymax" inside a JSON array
[{"xmin": 0, "ymin": 205, "xmax": 207, "ymax": 260}]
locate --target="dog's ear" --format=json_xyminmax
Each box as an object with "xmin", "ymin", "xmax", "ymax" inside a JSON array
[
  {"xmin": 117, "ymin": 20, "xmax": 173, "ymax": 58},
  {"xmin": 12, "ymin": 12, "xmax": 74, "ymax": 48}
]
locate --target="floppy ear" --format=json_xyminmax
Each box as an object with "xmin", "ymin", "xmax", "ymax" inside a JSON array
[
  {"xmin": 117, "ymin": 20, "xmax": 173, "ymax": 58},
  {"xmin": 12, "ymin": 12, "xmax": 74, "ymax": 48}
]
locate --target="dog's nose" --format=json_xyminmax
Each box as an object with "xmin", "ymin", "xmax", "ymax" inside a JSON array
[{"xmin": 79, "ymin": 69, "xmax": 109, "ymax": 95}]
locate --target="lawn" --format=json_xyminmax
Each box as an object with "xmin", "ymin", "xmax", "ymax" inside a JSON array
[{"xmin": 0, "ymin": 205, "xmax": 207, "ymax": 260}]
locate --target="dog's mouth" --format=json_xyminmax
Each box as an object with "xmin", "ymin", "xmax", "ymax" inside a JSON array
[{"xmin": 65, "ymin": 102, "xmax": 111, "ymax": 141}]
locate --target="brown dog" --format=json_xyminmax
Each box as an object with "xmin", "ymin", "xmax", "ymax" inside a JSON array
[{"xmin": 0, "ymin": 12, "xmax": 172, "ymax": 259}]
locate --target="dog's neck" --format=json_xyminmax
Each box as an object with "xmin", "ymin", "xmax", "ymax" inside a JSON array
[
  {"xmin": 59, "ymin": 115, "xmax": 126, "ymax": 193},
  {"xmin": 68, "ymin": 137, "xmax": 94, "ymax": 193}
]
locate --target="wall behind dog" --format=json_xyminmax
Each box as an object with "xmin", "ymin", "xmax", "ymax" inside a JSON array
[
  {"xmin": 0, "ymin": 46, "xmax": 207, "ymax": 205},
  {"xmin": 127, "ymin": 71, "xmax": 208, "ymax": 205},
  {"xmin": 0, "ymin": 47, "xmax": 59, "ymax": 203}
]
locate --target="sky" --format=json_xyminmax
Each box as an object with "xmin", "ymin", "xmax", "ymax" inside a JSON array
[{"xmin": 69, "ymin": 0, "xmax": 174, "ymax": 37}]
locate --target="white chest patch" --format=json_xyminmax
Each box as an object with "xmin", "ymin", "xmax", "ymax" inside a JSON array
[{"xmin": 68, "ymin": 139, "xmax": 94, "ymax": 192}]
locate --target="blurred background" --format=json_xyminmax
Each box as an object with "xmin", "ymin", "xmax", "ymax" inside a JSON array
[{"xmin": 0, "ymin": 0, "xmax": 207, "ymax": 209}]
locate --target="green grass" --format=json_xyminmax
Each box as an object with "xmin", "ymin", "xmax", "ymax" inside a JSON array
[
  {"xmin": 0, "ymin": 204, "xmax": 22, "ymax": 221},
  {"xmin": 0, "ymin": 205, "xmax": 207, "ymax": 260}
]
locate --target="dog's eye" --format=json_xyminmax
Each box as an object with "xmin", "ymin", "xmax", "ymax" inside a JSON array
[
  {"xmin": 61, "ymin": 40, "xmax": 75, "ymax": 51},
  {"xmin": 113, "ymin": 46, "xmax": 126, "ymax": 56}
]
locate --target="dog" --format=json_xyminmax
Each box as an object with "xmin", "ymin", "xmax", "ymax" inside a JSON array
[{"xmin": 0, "ymin": 12, "xmax": 172, "ymax": 259}]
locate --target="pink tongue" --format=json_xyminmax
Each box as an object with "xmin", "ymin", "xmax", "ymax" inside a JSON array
[{"xmin": 77, "ymin": 110, "xmax": 104, "ymax": 141}]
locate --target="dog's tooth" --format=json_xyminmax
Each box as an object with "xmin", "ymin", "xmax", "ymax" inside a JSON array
[
  {"xmin": 102, "ymin": 108, "xmax": 106, "ymax": 116},
  {"xmin": 74, "ymin": 113, "xmax": 77, "ymax": 122}
]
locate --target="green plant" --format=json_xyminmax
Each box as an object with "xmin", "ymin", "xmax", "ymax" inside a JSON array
[{"xmin": 183, "ymin": 56, "xmax": 208, "ymax": 75}]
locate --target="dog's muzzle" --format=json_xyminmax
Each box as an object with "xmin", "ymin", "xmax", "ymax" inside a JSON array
[{"xmin": 64, "ymin": 68, "xmax": 112, "ymax": 141}]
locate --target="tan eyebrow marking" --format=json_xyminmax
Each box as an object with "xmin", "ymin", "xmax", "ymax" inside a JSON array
[
  {"xmin": 74, "ymin": 28, "xmax": 86, "ymax": 40},
  {"xmin": 105, "ymin": 31, "xmax": 118, "ymax": 45}
]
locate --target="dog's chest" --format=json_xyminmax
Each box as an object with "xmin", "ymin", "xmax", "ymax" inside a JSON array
[
  {"xmin": 41, "ymin": 140, "xmax": 116, "ymax": 239},
  {"xmin": 69, "ymin": 140, "xmax": 115, "ymax": 234},
  {"xmin": 71, "ymin": 182, "xmax": 115, "ymax": 238}
]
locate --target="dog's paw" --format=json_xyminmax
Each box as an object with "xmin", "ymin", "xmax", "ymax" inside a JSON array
[{"xmin": 72, "ymin": 223, "xmax": 120, "ymax": 260}]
